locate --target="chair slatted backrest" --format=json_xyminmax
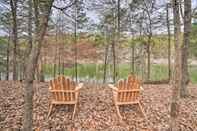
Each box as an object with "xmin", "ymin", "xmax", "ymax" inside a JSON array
[
  {"xmin": 49, "ymin": 76, "xmax": 77, "ymax": 102},
  {"xmin": 117, "ymin": 75, "xmax": 141, "ymax": 102}
]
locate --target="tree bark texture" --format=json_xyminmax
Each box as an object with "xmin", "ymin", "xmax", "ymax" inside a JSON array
[
  {"xmin": 170, "ymin": 0, "xmax": 182, "ymax": 130},
  {"xmin": 22, "ymin": 0, "xmax": 54, "ymax": 131},
  {"xmin": 10, "ymin": 0, "xmax": 18, "ymax": 80},
  {"xmin": 180, "ymin": 0, "xmax": 191, "ymax": 97}
]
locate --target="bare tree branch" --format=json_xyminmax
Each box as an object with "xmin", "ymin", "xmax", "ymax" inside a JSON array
[{"xmin": 52, "ymin": 1, "xmax": 76, "ymax": 11}]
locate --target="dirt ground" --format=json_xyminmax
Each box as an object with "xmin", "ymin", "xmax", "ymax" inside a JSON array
[{"xmin": 0, "ymin": 81, "xmax": 197, "ymax": 131}]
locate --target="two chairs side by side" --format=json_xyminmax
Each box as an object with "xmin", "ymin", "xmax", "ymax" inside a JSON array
[{"xmin": 47, "ymin": 75, "xmax": 146, "ymax": 120}]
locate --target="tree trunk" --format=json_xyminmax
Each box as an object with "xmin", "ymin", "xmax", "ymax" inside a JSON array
[
  {"xmin": 132, "ymin": 43, "xmax": 135, "ymax": 73},
  {"xmin": 10, "ymin": 0, "xmax": 18, "ymax": 80},
  {"xmin": 116, "ymin": 0, "xmax": 120, "ymax": 79},
  {"xmin": 103, "ymin": 43, "xmax": 109, "ymax": 83},
  {"xmin": 53, "ymin": 63, "xmax": 56, "ymax": 78},
  {"xmin": 112, "ymin": 38, "xmax": 116, "ymax": 83},
  {"xmin": 143, "ymin": 0, "xmax": 152, "ymax": 81},
  {"xmin": 180, "ymin": 0, "xmax": 191, "ymax": 98},
  {"xmin": 166, "ymin": 3, "xmax": 172, "ymax": 81},
  {"xmin": 40, "ymin": 66, "xmax": 45, "ymax": 82},
  {"xmin": 6, "ymin": 31, "xmax": 11, "ymax": 80},
  {"xmin": 53, "ymin": 28, "xmax": 58, "ymax": 78},
  {"xmin": 22, "ymin": 0, "xmax": 54, "ymax": 130},
  {"xmin": 74, "ymin": 1, "xmax": 78, "ymax": 82},
  {"xmin": 112, "ymin": 6, "xmax": 117, "ymax": 83},
  {"xmin": 19, "ymin": 63, "xmax": 23, "ymax": 80},
  {"xmin": 58, "ymin": 47, "xmax": 61, "ymax": 75},
  {"xmin": 62, "ymin": 62, "xmax": 65, "ymax": 75},
  {"xmin": 22, "ymin": 0, "xmax": 33, "ymax": 81},
  {"xmin": 170, "ymin": 0, "xmax": 182, "ymax": 130},
  {"xmin": 147, "ymin": 35, "xmax": 151, "ymax": 80},
  {"xmin": 130, "ymin": 36, "xmax": 135, "ymax": 73},
  {"xmin": 38, "ymin": 58, "xmax": 45, "ymax": 82},
  {"xmin": 146, "ymin": 12, "xmax": 152, "ymax": 81},
  {"xmin": 26, "ymin": 0, "xmax": 33, "ymax": 57}
]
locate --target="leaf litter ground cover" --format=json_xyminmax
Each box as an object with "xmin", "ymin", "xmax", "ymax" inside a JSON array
[{"xmin": 0, "ymin": 81, "xmax": 197, "ymax": 131}]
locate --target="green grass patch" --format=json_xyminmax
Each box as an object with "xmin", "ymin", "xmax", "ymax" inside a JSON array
[{"xmin": 43, "ymin": 63, "xmax": 197, "ymax": 84}]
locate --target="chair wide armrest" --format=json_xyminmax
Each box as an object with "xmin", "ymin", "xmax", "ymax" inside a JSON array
[
  {"xmin": 108, "ymin": 84, "xmax": 118, "ymax": 91},
  {"xmin": 140, "ymin": 86, "xmax": 144, "ymax": 91},
  {"xmin": 76, "ymin": 83, "xmax": 83, "ymax": 91},
  {"xmin": 49, "ymin": 86, "xmax": 52, "ymax": 90}
]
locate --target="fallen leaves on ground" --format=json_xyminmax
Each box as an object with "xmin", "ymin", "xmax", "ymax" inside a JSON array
[{"xmin": 0, "ymin": 81, "xmax": 197, "ymax": 131}]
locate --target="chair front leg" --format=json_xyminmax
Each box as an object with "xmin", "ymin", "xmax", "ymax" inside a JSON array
[
  {"xmin": 138, "ymin": 102, "xmax": 147, "ymax": 120},
  {"xmin": 72, "ymin": 103, "xmax": 77, "ymax": 120},
  {"xmin": 115, "ymin": 104, "xmax": 122, "ymax": 120},
  {"xmin": 47, "ymin": 103, "xmax": 53, "ymax": 118}
]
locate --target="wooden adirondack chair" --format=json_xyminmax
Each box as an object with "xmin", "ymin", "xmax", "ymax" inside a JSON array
[
  {"xmin": 47, "ymin": 76, "xmax": 83, "ymax": 119},
  {"xmin": 108, "ymin": 75, "xmax": 146, "ymax": 120}
]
